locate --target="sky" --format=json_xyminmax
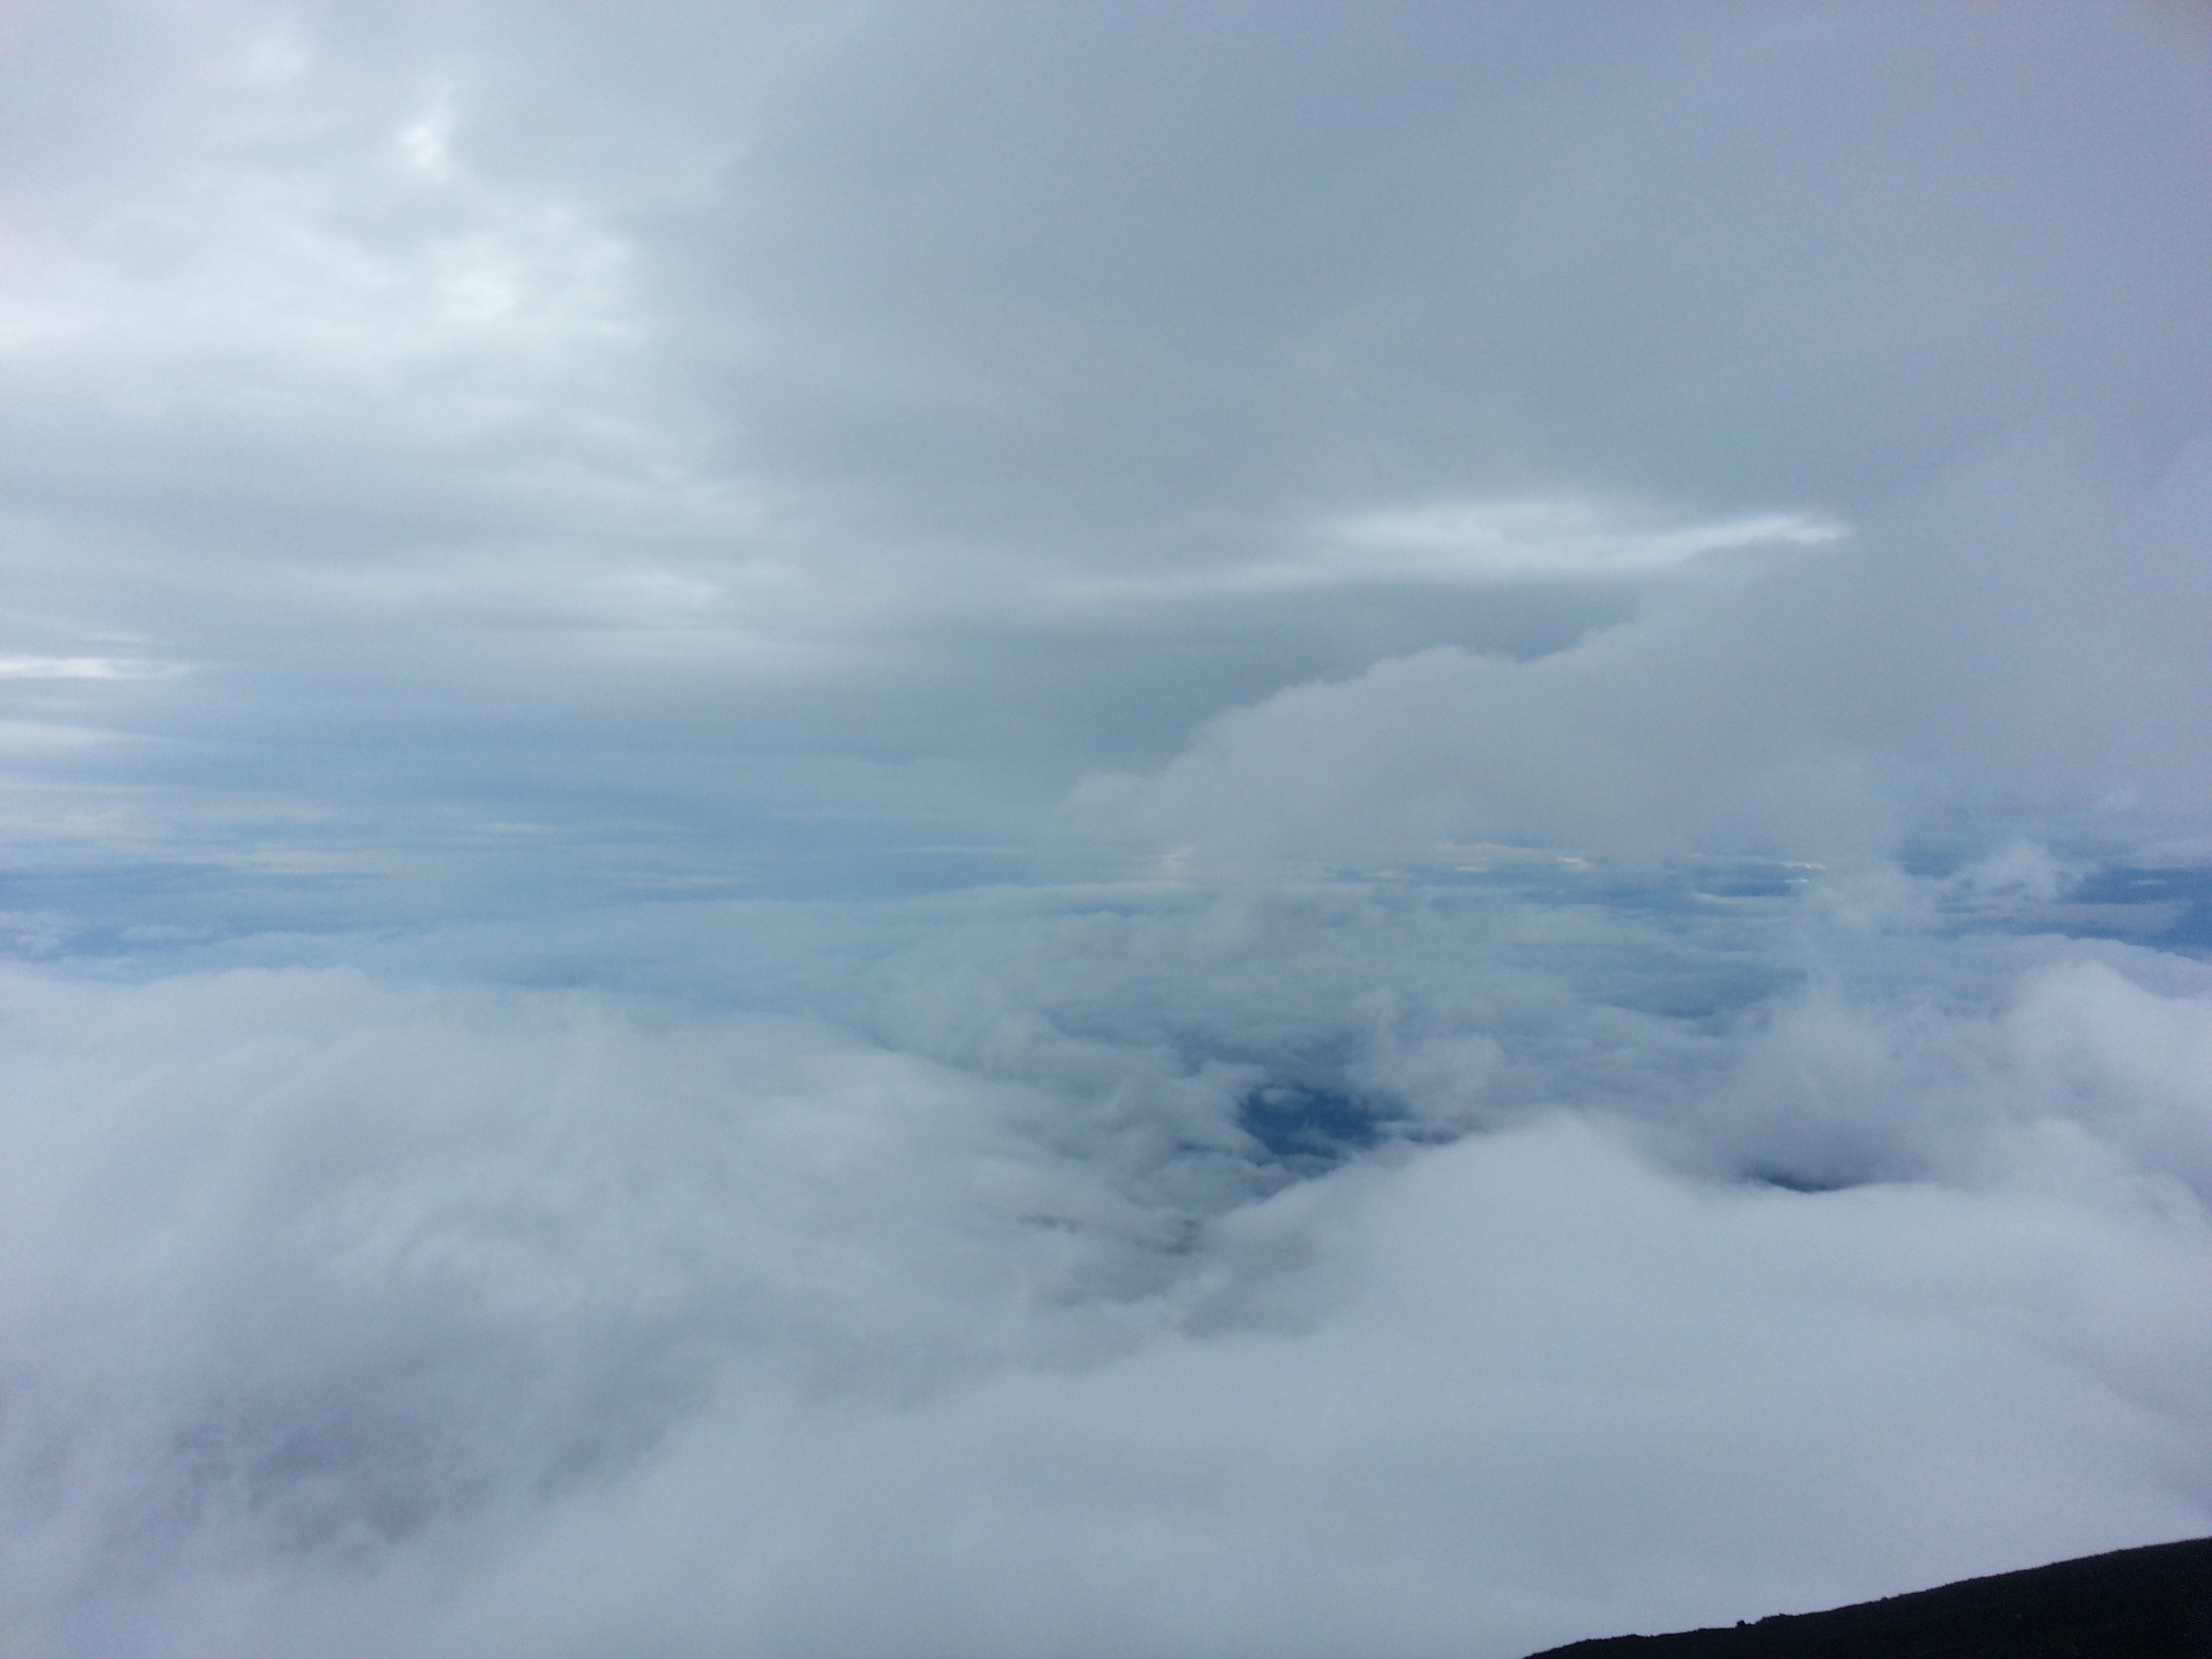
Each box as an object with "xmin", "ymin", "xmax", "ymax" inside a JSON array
[{"xmin": 3, "ymin": 3, "xmax": 2212, "ymax": 1655}]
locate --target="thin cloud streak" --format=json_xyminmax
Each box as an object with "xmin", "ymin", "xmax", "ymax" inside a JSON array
[{"xmin": 1055, "ymin": 501, "xmax": 1848, "ymax": 599}]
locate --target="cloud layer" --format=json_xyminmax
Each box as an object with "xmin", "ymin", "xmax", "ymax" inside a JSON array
[
  {"xmin": 5, "ymin": 882, "xmax": 2212, "ymax": 1657},
  {"xmin": 7, "ymin": 0, "xmax": 2209, "ymax": 914},
  {"xmin": 3, "ymin": 3, "xmax": 2210, "ymax": 1655}
]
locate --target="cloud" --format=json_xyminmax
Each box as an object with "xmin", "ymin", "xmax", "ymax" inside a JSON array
[
  {"xmin": 0, "ymin": 658, "xmax": 184, "ymax": 681},
  {"xmin": 1076, "ymin": 436, "xmax": 2212, "ymax": 870},
  {"xmin": 7, "ymin": 0, "xmax": 2208, "ymax": 918},
  {"xmin": 2, "ymin": 4, "xmax": 2210, "ymax": 1655},
  {"xmin": 1312, "ymin": 500, "xmax": 1845, "ymax": 583},
  {"xmin": 1059, "ymin": 499, "xmax": 1846, "ymax": 600},
  {"xmin": 3, "ymin": 882, "xmax": 2211, "ymax": 1656}
]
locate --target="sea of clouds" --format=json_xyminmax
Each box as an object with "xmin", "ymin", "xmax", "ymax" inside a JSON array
[
  {"xmin": 7, "ymin": 873, "xmax": 2212, "ymax": 1658},
  {"xmin": 4, "ymin": 3, "xmax": 2211, "ymax": 1656}
]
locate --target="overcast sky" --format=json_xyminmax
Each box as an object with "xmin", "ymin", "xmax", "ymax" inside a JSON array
[{"xmin": 5, "ymin": 4, "xmax": 2212, "ymax": 1656}]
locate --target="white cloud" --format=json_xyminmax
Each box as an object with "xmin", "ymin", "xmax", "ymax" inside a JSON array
[
  {"xmin": 1054, "ymin": 499, "xmax": 1845, "ymax": 602},
  {"xmin": 1075, "ymin": 438, "xmax": 2212, "ymax": 872},
  {"xmin": 2, "ymin": 884, "xmax": 2210, "ymax": 1656},
  {"xmin": 0, "ymin": 657, "xmax": 182, "ymax": 680},
  {"xmin": 1315, "ymin": 499, "xmax": 1845, "ymax": 583}
]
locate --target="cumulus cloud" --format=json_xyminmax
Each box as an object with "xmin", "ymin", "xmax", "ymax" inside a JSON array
[
  {"xmin": 4, "ymin": 885, "xmax": 2212, "ymax": 1658},
  {"xmin": 1078, "ymin": 438, "xmax": 2212, "ymax": 870}
]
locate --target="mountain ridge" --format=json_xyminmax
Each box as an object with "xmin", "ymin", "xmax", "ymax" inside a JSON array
[{"xmin": 1523, "ymin": 1536, "xmax": 2212, "ymax": 1659}]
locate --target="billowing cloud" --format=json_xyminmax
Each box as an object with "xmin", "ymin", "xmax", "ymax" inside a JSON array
[
  {"xmin": 1079, "ymin": 434, "xmax": 2212, "ymax": 871},
  {"xmin": 5, "ymin": 884, "xmax": 2212, "ymax": 1657}
]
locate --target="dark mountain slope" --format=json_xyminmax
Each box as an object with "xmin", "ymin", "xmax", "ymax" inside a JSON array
[{"xmin": 1524, "ymin": 1536, "xmax": 2211, "ymax": 1659}]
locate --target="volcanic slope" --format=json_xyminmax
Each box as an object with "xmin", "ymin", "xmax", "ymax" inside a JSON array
[{"xmin": 1524, "ymin": 1536, "xmax": 2212, "ymax": 1659}]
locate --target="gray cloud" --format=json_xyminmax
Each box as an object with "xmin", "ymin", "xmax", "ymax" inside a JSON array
[
  {"xmin": 3, "ymin": 3, "xmax": 2210, "ymax": 1654},
  {"xmin": 9, "ymin": 0, "xmax": 2206, "ymax": 909}
]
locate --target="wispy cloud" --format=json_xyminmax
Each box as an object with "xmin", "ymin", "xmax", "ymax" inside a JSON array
[
  {"xmin": 1063, "ymin": 499, "xmax": 1847, "ymax": 601},
  {"xmin": 0, "ymin": 656, "xmax": 185, "ymax": 680}
]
